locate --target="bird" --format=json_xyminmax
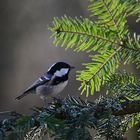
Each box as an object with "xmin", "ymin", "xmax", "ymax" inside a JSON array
[{"xmin": 15, "ymin": 62, "xmax": 75, "ymax": 106}]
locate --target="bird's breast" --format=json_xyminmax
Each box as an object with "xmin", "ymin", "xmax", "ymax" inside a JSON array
[
  {"xmin": 36, "ymin": 80, "xmax": 68, "ymax": 97},
  {"xmin": 51, "ymin": 80, "xmax": 68, "ymax": 96}
]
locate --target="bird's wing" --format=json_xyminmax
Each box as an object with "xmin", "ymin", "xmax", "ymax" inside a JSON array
[{"xmin": 15, "ymin": 73, "xmax": 51, "ymax": 100}]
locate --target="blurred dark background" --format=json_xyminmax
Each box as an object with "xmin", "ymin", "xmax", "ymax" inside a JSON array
[{"xmin": 0, "ymin": 0, "xmax": 139, "ymax": 139}]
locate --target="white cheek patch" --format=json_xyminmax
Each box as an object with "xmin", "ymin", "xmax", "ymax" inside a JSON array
[{"xmin": 54, "ymin": 68, "xmax": 69, "ymax": 77}]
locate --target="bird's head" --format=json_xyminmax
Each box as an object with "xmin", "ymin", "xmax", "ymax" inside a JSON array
[{"xmin": 47, "ymin": 62, "xmax": 75, "ymax": 77}]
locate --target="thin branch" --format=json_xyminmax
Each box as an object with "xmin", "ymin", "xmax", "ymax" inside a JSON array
[
  {"xmin": 102, "ymin": 0, "xmax": 120, "ymax": 32},
  {"xmin": 86, "ymin": 46, "xmax": 122, "ymax": 84},
  {"xmin": 56, "ymin": 29, "xmax": 119, "ymax": 46},
  {"xmin": 113, "ymin": 100, "xmax": 140, "ymax": 116},
  {"xmin": 56, "ymin": 28, "xmax": 140, "ymax": 53}
]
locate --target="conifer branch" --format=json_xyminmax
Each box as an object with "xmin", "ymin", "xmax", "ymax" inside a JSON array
[
  {"xmin": 0, "ymin": 96, "xmax": 140, "ymax": 140},
  {"xmin": 113, "ymin": 100, "xmax": 140, "ymax": 116},
  {"xmin": 56, "ymin": 29, "xmax": 119, "ymax": 46},
  {"xmin": 101, "ymin": 0, "xmax": 120, "ymax": 33},
  {"xmin": 85, "ymin": 46, "xmax": 122, "ymax": 84}
]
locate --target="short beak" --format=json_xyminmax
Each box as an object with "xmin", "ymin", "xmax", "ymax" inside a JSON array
[{"xmin": 70, "ymin": 66, "xmax": 75, "ymax": 69}]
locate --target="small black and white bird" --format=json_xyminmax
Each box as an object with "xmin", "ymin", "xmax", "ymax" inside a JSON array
[{"xmin": 15, "ymin": 62, "xmax": 74, "ymax": 105}]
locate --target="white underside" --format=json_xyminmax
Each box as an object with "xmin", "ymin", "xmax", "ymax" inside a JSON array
[{"xmin": 36, "ymin": 80, "xmax": 68, "ymax": 99}]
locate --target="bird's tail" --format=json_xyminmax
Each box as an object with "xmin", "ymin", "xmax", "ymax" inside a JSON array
[{"xmin": 15, "ymin": 91, "xmax": 30, "ymax": 100}]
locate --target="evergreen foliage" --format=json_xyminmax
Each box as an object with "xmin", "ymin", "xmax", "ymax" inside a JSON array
[
  {"xmin": 106, "ymin": 72, "xmax": 140, "ymax": 99},
  {"xmin": 49, "ymin": 0, "xmax": 140, "ymax": 96},
  {"xmin": 0, "ymin": 0, "xmax": 140, "ymax": 139},
  {"xmin": 0, "ymin": 96, "xmax": 139, "ymax": 140}
]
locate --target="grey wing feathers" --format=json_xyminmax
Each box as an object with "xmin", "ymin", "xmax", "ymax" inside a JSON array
[{"xmin": 15, "ymin": 74, "xmax": 51, "ymax": 100}]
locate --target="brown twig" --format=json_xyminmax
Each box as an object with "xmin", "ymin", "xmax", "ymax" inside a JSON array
[{"xmin": 113, "ymin": 100, "xmax": 140, "ymax": 116}]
